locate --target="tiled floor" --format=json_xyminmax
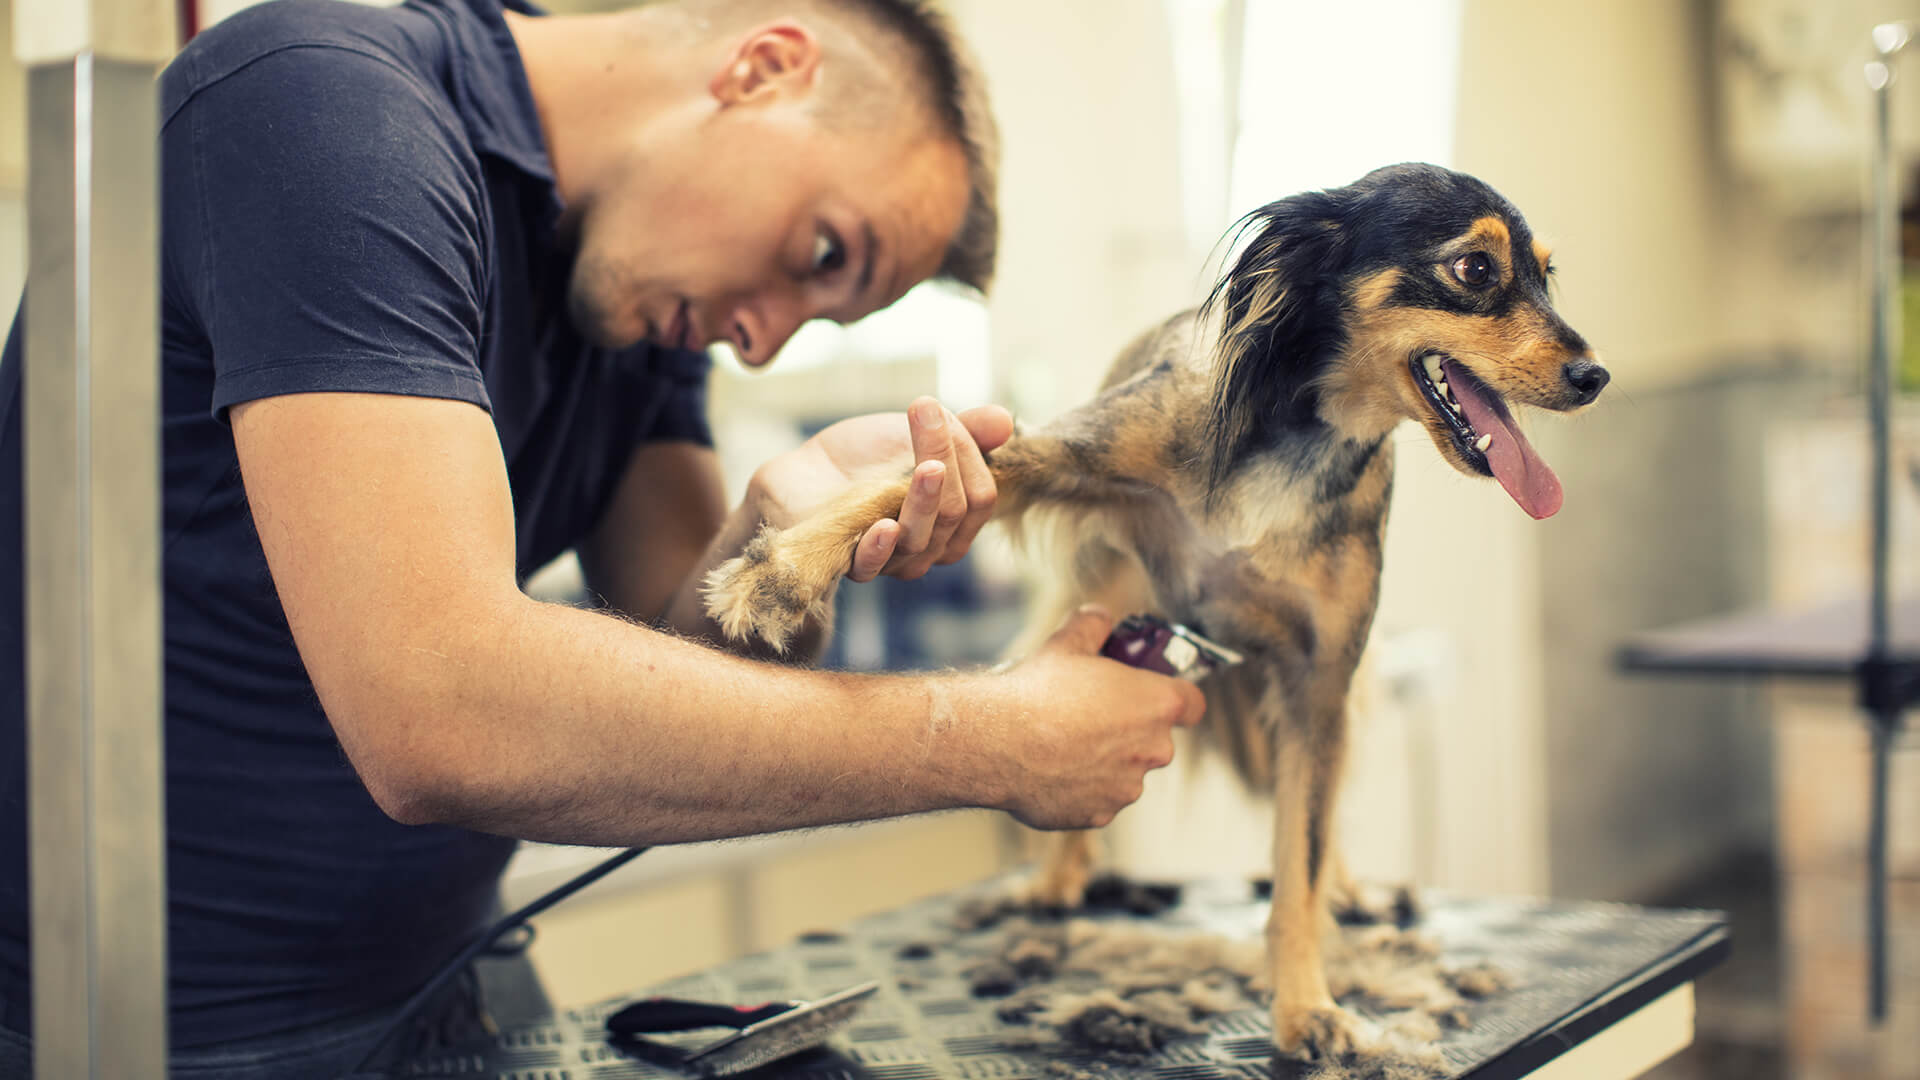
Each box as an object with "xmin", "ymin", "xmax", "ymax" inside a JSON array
[{"xmin": 1642, "ymin": 853, "xmax": 1784, "ymax": 1080}]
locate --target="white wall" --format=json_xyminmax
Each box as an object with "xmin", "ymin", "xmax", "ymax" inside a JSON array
[
  {"xmin": 1451, "ymin": 0, "xmax": 1813, "ymax": 900},
  {"xmin": 200, "ymin": 0, "xmax": 396, "ymax": 23},
  {"xmin": 0, "ymin": 3, "xmax": 23, "ymax": 308},
  {"xmin": 945, "ymin": 0, "xmax": 1198, "ymax": 422}
]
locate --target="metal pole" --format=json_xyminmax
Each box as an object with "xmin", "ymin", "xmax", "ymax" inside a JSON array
[
  {"xmin": 1862, "ymin": 20, "xmax": 1910, "ymax": 1028},
  {"xmin": 15, "ymin": 2, "xmax": 172, "ymax": 1076}
]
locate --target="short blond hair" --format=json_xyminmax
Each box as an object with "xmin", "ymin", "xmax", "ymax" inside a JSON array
[
  {"xmin": 690, "ymin": 0, "xmax": 1000, "ymax": 293},
  {"xmin": 834, "ymin": 0, "xmax": 998, "ymax": 294}
]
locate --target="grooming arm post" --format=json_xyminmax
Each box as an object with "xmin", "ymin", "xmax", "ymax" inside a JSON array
[
  {"xmin": 1863, "ymin": 20, "xmax": 1911, "ymax": 1028},
  {"xmin": 15, "ymin": 2, "xmax": 172, "ymax": 1076}
]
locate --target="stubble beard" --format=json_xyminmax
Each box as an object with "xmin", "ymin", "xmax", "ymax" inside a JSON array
[{"xmin": 564, "ymin": 253, "xmax": 646, "ymax": 349}]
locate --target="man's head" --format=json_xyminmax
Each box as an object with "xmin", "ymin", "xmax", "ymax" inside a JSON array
[{"xmin": 529, "ymin": 0, "xmax": 998, "ymax": 366}]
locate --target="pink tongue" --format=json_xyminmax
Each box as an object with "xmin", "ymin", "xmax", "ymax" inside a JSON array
[{"xmin": 1441, "ymin": 360, "xmax": 1563, "ymax": 519}]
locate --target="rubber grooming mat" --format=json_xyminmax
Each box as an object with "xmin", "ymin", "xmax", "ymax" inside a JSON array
[{"xmin": 393, "ymin": 875, "xmax": 1728, "ymax": 1079}]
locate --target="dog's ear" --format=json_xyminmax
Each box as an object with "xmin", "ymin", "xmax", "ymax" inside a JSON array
[{"xmin": 1202, "ymin": 190, "xmax": 1352, "ymax": 495}]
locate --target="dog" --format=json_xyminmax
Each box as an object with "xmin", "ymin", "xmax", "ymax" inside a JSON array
[{"xmin": 702, "ymin": 162, "xmax": 1606, "ymax": 1059}]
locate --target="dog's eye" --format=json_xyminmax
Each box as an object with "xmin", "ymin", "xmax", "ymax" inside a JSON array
[{"xmin": 1452, "ymin": 253, "xmax": 1494, "ymax": 287}]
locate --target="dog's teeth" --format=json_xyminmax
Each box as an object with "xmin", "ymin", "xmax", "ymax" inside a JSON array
[
  {"xmin": 1422, "ymin": 355, "xmax": 1444, "ymax": 383},
  {"xmin": 1433, "ymin": 378, "xmax": 1447, "ymax": 395},
  {"xmin": 1474, "ymin": 434, "xmax": 1493, "ymax": 452}
]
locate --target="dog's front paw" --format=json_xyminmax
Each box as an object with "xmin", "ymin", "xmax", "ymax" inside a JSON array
[
  {"xmin": 701, "ymin": 526, "xmax": 833, "ymax": 653},
  {"xmin": 1272, "ymin": 1002, "xmax": 1367, "ymax": 1062}
]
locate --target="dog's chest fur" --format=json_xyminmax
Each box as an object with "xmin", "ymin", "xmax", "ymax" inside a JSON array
[{"xmin": 1023, "ymin": 312, "xmax": 1396, "ymax": 788}]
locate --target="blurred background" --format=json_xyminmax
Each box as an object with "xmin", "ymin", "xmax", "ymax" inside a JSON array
[{"xmin": 6, "ymin": 0, "xmax": 1918, "ymax": 1076}]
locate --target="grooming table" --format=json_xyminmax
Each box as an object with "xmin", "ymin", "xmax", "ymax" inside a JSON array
[
  {"xmin": 393, "ymin": 876, "xmax": 1727, "ymax": 1080},
  {"xmin": 1616, "ymin": 592, "xmax": 1919, "ymax": 679},
  {"xmin": 1618, "ymin": 592, "xmax": 1915, "ymax": 1025}
]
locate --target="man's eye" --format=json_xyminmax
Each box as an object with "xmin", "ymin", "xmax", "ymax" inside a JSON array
[{"xmin": 813, "ymin": 230, "xmax": 846, "ymax": 275}]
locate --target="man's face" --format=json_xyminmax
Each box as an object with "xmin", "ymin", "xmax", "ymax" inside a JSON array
[{"xmin": 564, "ymin": 61, "xmax": 969, "ymax": 367}]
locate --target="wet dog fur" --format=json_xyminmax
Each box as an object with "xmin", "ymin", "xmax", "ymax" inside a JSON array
[{"xmin": 701, "ymin": 163, "xmax": 1607, "ymax": 1060}]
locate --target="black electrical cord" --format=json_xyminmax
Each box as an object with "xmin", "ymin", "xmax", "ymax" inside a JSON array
[{"xmin": 343, "ymin": 845, "xmax": 649, "ymax": 1078}]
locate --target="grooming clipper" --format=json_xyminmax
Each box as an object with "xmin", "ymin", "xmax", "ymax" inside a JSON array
[
  {"xmin": 1101, "ymin": 613, "xmax": 1244, "ymax": 681},
  {"xmin": 606, "ymin": 980, "xmax": 879, "ymax": 1076}
]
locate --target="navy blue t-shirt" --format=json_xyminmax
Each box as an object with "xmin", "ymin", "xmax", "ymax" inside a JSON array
[{"xmin": 0, "ymin": 0, "xmax": 712, "ymax": 1048}]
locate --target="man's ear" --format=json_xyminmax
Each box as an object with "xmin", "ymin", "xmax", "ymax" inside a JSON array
[{"xmin": 710, "ymin": 22, "xmax": 822, "ymax": 105}]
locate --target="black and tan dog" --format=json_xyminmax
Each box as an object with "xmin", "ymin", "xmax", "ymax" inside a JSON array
[{"xmin": 703, "ymin": 163, "xmax": 1607, "ymax": 1059}]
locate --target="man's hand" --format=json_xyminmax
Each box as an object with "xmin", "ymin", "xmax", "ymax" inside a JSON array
[
  {"xmin": 980, "ymin": 606, "xmax": 1207, "ymax": 830},
  {"xmin": 749, "ymin": 396, "xmax": 1014, "ymax": 582}
]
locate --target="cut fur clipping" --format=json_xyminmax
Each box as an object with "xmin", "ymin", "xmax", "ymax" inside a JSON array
[{"xmin": 961, "ymin": 910, "xmax": 1509, "ymax": 1080}]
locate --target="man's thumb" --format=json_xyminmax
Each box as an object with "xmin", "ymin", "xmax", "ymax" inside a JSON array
[{"xmin": 1049, "ymin": 604, "xmax": 1116, "ymax": 655}]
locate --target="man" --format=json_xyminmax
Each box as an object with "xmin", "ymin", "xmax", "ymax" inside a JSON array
[{"xmin": 0, "ymin": 0, "xmax": 1204, "ymax": 1074}]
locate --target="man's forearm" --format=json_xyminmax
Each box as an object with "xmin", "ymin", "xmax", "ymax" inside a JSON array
[
  {"xmin": 384, "ymin": 592, "xmax": 998, "ymax": 846},
  {"xmin": 232, "ymin": 394, "xmax": 1184, "ymax": 849}
]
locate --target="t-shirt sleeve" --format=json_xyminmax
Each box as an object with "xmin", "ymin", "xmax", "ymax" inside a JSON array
[{"xmin": 163, "ymin": 46, "xmax": 492, "ymax": 421}]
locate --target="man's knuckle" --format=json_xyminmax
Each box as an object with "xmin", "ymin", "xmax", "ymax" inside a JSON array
[{"xmin": 1162, "ymin": 685, "xmax": 1190, "ymax": 720}]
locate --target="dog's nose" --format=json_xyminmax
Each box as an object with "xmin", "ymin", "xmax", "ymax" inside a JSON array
[{"xmin": 1562, "ymin": 359, "xmax": 1609, "ymax": 405}]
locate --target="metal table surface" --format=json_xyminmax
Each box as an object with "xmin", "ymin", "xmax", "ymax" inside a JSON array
[
  {"xmin": 1615, "ymin": 591, "xmax": 1913, "ymax": 1023},
  {"xmin": 394, "ymin": 875, "xmax": 1728, "ymax": 1080}
]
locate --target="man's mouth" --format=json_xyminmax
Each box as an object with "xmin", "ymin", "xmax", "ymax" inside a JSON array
[
  {"xmin": 663, "ymin": 301, "xmax": 694, "ymax": 350},
  {"xmin": 646, "ymin": 300, "xmax": 695, "ymax": 350},
  {"xmin": 1409, "ymin": 352, "xmax": 1564, "ymax": 520}
]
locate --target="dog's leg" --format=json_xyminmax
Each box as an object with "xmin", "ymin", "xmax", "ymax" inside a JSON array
[
  {"xmin": 1184, "ymin": 563, "xmax": 1365, "ymax": 1056},
  {"xmin": 703, "ymin": 434, "xmax": 1126, "ymax": 652},
  {"xmin": 1025, "ymin": 829, "xmax": 1100, "ymax": 909},
  {"xmin": 1323, "ymin": 841, "xmax": 1419, "ymax": 927},
  {"xmin": 1322, "ymin": 844, "xmax": 1362, "ymax": 926},
  {"xmin": 1267, "ymin": 688, "xmax": 1364, "ymax": 1059},
  {"xmin": 703, "ymin": 477, "xmax": 914, "ymax": 653},
  {"xmin": 1320, "ymin": 650, "xmax": 1396, "ymax": 927}
]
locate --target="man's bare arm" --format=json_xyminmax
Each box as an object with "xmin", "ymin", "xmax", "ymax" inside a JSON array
[
  {"xmin": 230, "ymin": 391, "xmax": 1201, "ymax": 847},
  {"xmin": 576, "ymin": 441, "xmax": 727, "ymax": 624}
]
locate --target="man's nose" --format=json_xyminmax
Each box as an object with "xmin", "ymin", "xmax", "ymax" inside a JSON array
[{"xmin": 731, "ymin": 298, "xmax": 811, "ymax": 368}]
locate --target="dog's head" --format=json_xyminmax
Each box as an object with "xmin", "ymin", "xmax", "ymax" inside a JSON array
[{"xmin": 1203, "ymin": 163, "xmax": 1604, "ymax": 519}]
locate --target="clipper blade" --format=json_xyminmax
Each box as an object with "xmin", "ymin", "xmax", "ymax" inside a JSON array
[{"xmin": 684, "ymin": 981, "xmax": 878, "ymax": 1076}]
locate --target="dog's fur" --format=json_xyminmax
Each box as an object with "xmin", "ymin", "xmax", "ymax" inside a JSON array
[{"xmin": 701, "ymin": 163, "xmax": 1606, "ymax": 1060}]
